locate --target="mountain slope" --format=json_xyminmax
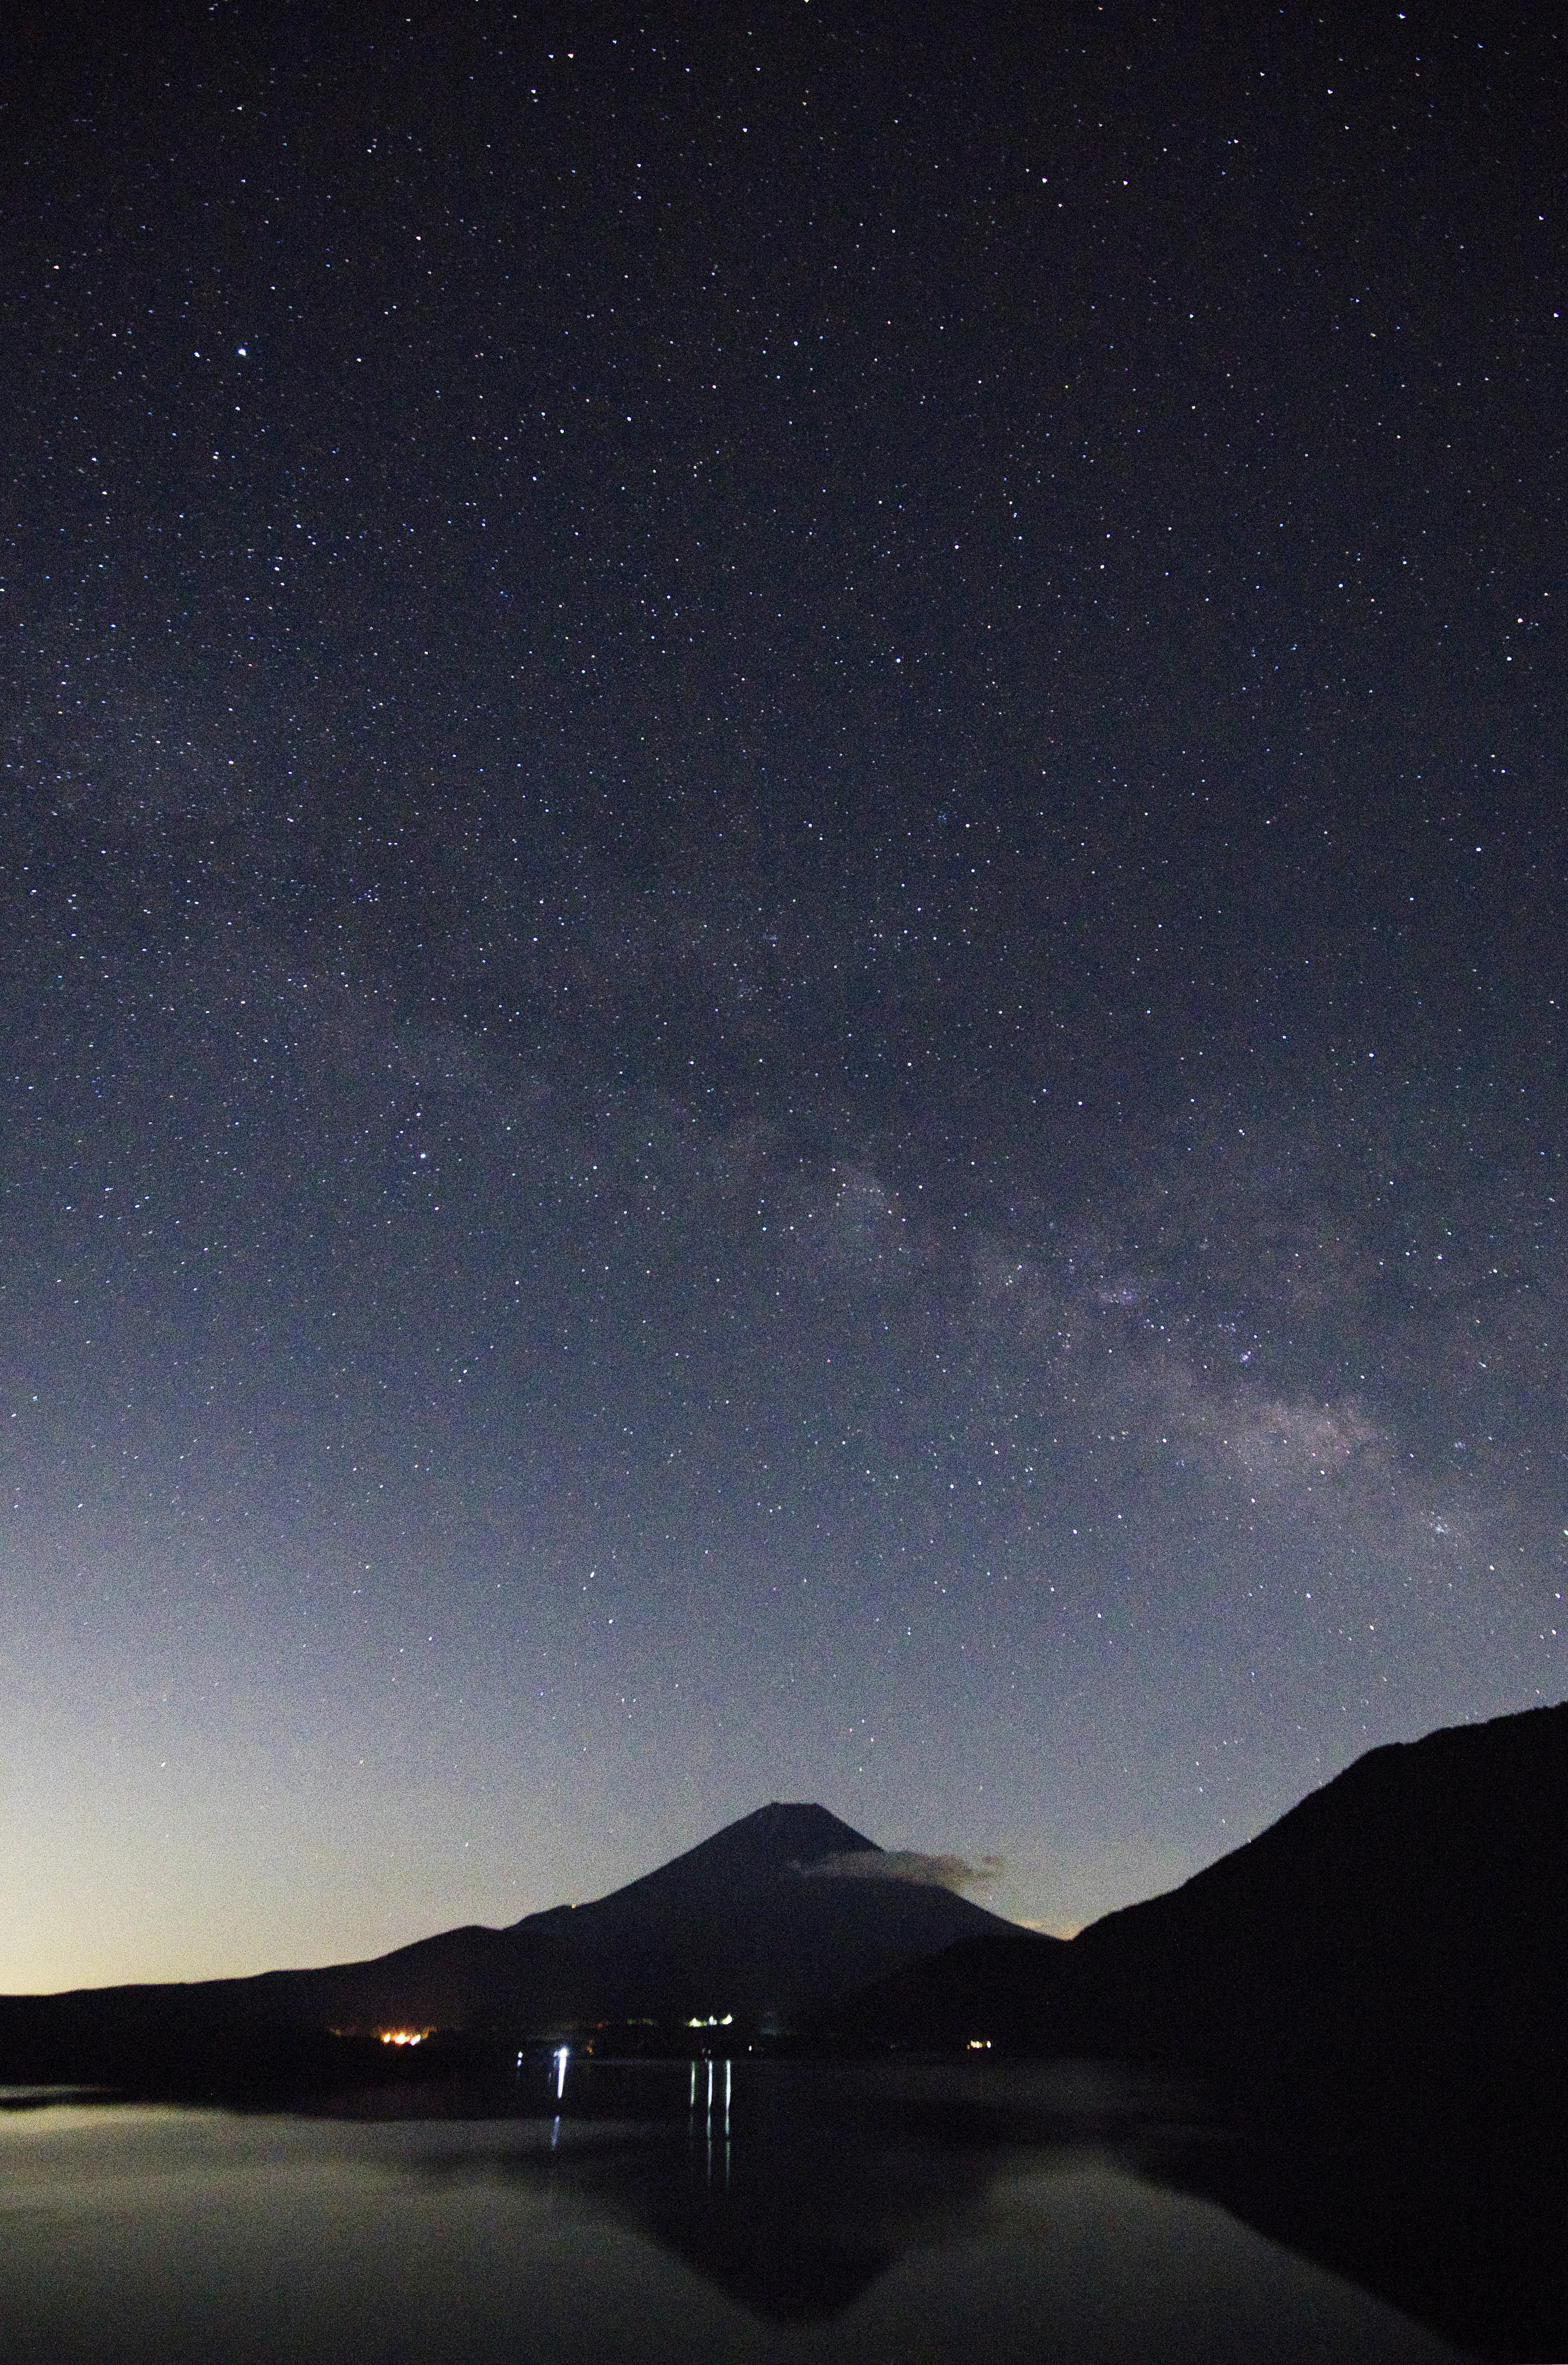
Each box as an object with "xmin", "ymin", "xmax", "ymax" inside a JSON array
[
  {"xmin": 503, "ymin": 1800, "xmax": 1013, "ymax": 2021},
  {"xmin": 0, "ymin": 1803, "xmax": 1017, "ymax": 2074},
  {"xmin": 241, "ymin": 1800, "xmax": 1013, "ymax": 2028},
  {"xmin": 1063, "ymin": 1698, "xmax": 1568, "ymax": 2075},
  {"xmin": 834, "ymin": 1701, "xmax": 1568, "ymax": 2093}
]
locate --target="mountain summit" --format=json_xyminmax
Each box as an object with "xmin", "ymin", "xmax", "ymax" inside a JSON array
[
  {"xmin": 276, "ymin": 1799, "xmax": 1013, "ymax": 2029},
  {"xmin": 495, "ymin": 1800, "xmax": 1006, "ymax": 2026},
  {"xmin": 0, "ymin": 1805, "xmax": 1017, "ymax": 2072},
  {"xmin": 518, "ymin": 1801, "xmax": 880, "ymax": 1936}
]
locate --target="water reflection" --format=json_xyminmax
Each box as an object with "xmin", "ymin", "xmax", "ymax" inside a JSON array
[
  {"xmin": 0, "ymin": 2068, "xmax": 1476, "ymax": 2362},
  {"xmin": 688, "ymin": 2053, "xmax": 732, "ymax": 2191}
]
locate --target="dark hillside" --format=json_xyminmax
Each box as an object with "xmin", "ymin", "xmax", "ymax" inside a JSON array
[
  {"xmin": 1067, "ymin": 1699, "xmax": 1568, "ymax": 2091},
  {"xmin": 0, "ymin": 1802, "xmax": 1017, "ymax": 2084},
  {"xmin": 825, "ymin": 1704, "xmax": 1568, "ymax": 2358},
  {"xmin": 834, "ymin": 1702, "xmax": 1568, "ymax": 2094}
]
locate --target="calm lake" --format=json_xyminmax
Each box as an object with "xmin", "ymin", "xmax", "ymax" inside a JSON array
[{"xmin": 0, "ymin": 2060, "xmax": 1470, "ymax": 2363}]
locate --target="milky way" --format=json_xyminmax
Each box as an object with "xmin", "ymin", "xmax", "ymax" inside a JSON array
[{"xmin": 2, "ymin": 2, "xmax": 1564, "ymax": 1986}]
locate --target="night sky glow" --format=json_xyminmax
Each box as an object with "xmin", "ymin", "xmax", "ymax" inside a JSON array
[{"xmin": 2, "ymin": 2, "xmax": 1565, "ymax": 1993}]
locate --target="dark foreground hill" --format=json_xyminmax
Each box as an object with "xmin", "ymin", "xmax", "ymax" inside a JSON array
[
  {"xmin": 831, "ymin": 1701, "xmax": 1568, "ymax": 2094},
  {"xmin": 828, "ymin": 1702, "xmax": 1568, "ymax": 2360},
  {"xmin": 0, "ymin": 1802, "xmax": 1017, "ymax": 2087}
]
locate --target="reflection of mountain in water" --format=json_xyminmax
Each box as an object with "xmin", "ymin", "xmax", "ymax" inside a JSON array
[
  {"xmin": 4, "ymin": 1713, "xmax": 1561, "ymax": 2354},
  {"xmin": 0, "ymin": 2085, "xmax": 1467, "ymax": 2365},
  {"xmin": 530, "ymin": 2071, "xmax": 910, "ymax": 2325},
  {"xmin": 644, "ymin": 2135, "xmax": 896, "ymax": 2324},
  {"xmin": 426, "ymin": 2060, "xmax": 1464, "ymax": 2358},
  {"xmin": 402, "ymin": 2053, "xmax": 1194, "ymax": 2328}
]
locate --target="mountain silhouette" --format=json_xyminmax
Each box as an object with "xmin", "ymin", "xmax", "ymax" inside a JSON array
[
  {"xmin": 825, "ymin": 1702, "xmax": 1568, "ymax": 2358},
  {"xmin": 224, "ymin": 1801, "xmax": 1013, "ymax": 2032},
  {"xmin": 0, "ymin": 1803, "xmax": 1015, "ymax": 2082},
  {"xmin": 832, "ymin": 1701, "xmax": 1568, "ymax": 2090}
]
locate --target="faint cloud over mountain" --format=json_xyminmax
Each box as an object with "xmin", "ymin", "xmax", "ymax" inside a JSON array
[{"xmin": 802, "ymin": 1849, "xmax": 1005, "ymax": 1893}]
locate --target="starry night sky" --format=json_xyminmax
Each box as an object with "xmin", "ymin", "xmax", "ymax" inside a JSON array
[{"xmin": 3, "ymin": 0, "xmax": 1565, "ymax": 1991}]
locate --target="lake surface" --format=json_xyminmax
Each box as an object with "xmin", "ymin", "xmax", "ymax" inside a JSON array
[{"xmin": 0, "ymin": 2062, "xmax": 1472, "ymax": 2362}]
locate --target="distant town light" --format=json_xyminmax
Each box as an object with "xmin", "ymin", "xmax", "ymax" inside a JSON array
[
  {"xmin": 377, "ymin": 2028, "xmax": 433, "ymax": 2046},
  {"xmin": 966, "ymin": 2038, "xmax": 992, "ymax": 2051}
]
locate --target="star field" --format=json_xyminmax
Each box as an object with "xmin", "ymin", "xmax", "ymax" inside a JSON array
[{"xmin": 2, "ymin": 0, "xmax": 1565, "ymax": 1988}]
